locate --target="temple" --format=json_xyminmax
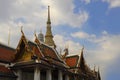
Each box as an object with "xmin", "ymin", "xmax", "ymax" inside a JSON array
[{"xmin": 0, "ymin": 6, "xmax": 101, "ymax": 80}]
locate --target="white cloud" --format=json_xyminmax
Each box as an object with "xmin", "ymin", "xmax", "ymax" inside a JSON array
[
  {"xmin": 86, "ymin": 34, "xmax": 120, "ymax": 65},
  {"xmin": 71, "ymin": 31, "xmax": 89, "ymax": 38},
  {"xmin": 72, "ymin": 31, "xmax": 120, "ymax": 59},
  {"xmin": 71, "ymin": 31, "xmax": 96, "ymax": 39},
  {"xmin": 103, "ymin": 0, "xmax": 120, "ymax": 8},
  {"xmin": 81, "ymin": 0, "xmax": 91, "ymax": 4},
  {"xmin": 102, "ymin": 30, "xmax": 108, "ymax": 35}
]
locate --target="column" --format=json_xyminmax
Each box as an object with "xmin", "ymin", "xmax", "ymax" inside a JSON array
[
  {"xmin": 34, "ymin": 67, "xmax": 40, "ymax": 80},
  {"xmin": 46, "ymin": 70, "xmax": 52, "ymax": 80},
  {"xmin": 65, "ymin": 75, "xmax": 69, "ymax": 80},
  {"xmin": 58, "ymin": 70, "xmax": 63, "ymax": 80},
  {"xmin": 16, "ymin": 69, "xmax": 22, "ymax": 80}
]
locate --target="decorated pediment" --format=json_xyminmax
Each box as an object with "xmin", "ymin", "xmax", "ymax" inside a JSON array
[
  {"xmin": 13, "ymin": 35, "xmax": 32, "ymax": 62},
  {"xmin": 13, "ymin": 33, "xmax": 44, "ymax": 63}
]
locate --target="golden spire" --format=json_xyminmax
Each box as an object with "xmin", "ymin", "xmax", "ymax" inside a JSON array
[
  {"xmin": 45, "ymin": 6, "xmax": 56, "ymax": 48},
  {"xmin": 47, "ymin": 6, "xmax": 51, "ymax": 24}
]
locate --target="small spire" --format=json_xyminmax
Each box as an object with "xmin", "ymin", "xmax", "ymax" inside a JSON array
[
  {"xmin": 47, "ymin": 6, "xmax": 51, "ymax": 24},
  {"xmin": 45, "ymin": 6, "xmax": 56, "ymax": 48},
  {"xmin": 8, "ymin": 28, "xmax": 10, "ymax": 46},
  {"xmin": 34, "ymin": 30, "xmax": 37, "ymax": 37},
  {"xmin": 94, "ymin": 64, "xmax": 96, "ymax": 72},
  {"xmin": 38, "ymin": 29, "xmax": 44, "ymax": 42}
]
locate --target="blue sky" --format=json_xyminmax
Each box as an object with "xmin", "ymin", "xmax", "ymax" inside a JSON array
[{"xmin": 0, "ymin": 0, "xmax": 120, "ymax": 80}]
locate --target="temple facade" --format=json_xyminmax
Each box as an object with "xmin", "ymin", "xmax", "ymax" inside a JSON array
[{"xmin": 0, "ymin": 6, "xmax": 101, "ymax": 80}]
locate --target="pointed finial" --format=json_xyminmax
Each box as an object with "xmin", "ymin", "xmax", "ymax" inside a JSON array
[
  {"xmin": 34, "ymin": 30, "xmax": 37, "ymax": 37},
  {"xmin": 21, "ymin": 26, "xmax": 24, "ymax": 35},
  {"xmin": 8, "ymin": 28, "xmax": 11, "ymax": 46},
  {"xmin": 81, "ymin": 45, "xmax": 84, "ymax": 55},
  {"xmin": 47, "ymin": 6, "xmax": 51, "ymax": 24}
]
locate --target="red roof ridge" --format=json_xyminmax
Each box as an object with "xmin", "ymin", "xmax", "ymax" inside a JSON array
[
  {"xmin": 36, "ymin": 44, "xmax": 45, "ymax": 57},
  {"xmin": 0, "ymin": 42, "xmax": 15, "ymax": 50}
]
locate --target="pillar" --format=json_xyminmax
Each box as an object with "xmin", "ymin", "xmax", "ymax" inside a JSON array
[
  {"xmin": 16, "ymin": 69, "xmax": 22, "ymax": 80},
  {"xmin": 34, "ymin": 67, "xmax": 40, "ymax": 80},
  {"xmin": 65, "ymin": 75, "xmax": 69, "ymax": 80},
  {"xmin": 58, "ymin": 70, "xmax": 63, "ymax": 80},
  {"xmin": 46, "ymin": 70, "xmax": 52, "ymax": 80}
]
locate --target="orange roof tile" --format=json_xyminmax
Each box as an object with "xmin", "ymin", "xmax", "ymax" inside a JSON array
[
  {"xmin": 0, "ymin": 43, "xmax": 15, "ymax": 63},
  {"xmin": 40, "ymin": 44, "xmax": 59, "ymax": 60},
  {"xmin": 65, "ymin": 55, "xmax": 79, "ymax": 68},
  {"xmin": 28, "ymin": 41, "xmax": 43, "ymax": 58}
]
